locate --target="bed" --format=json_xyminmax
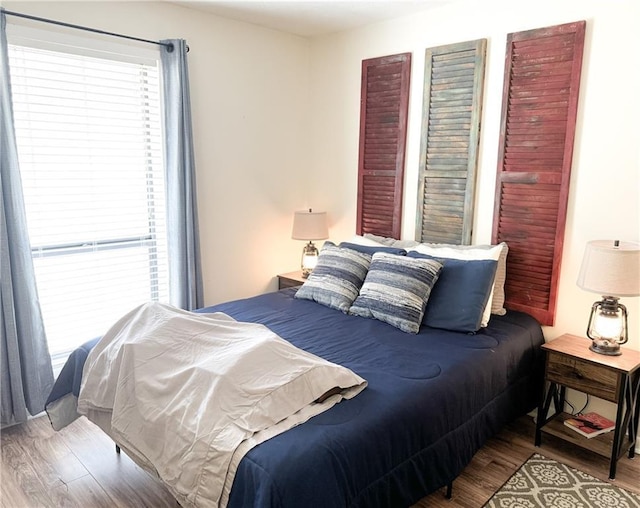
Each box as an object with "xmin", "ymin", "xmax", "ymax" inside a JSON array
[{"xmin": 45, "ymin": 239, "xmax": 544, "ymax": 508}]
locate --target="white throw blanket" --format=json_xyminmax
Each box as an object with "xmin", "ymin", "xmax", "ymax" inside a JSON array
[{"xmin": 78, "ymin": 302, "xmax": 366, "ymax": 508}]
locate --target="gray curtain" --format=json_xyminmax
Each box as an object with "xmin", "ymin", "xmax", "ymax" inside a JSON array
[
  {"xmin": 160, "ymin": 39, "xmax": 203, "ymax": 311},
  {"xmin": 0, "ymin": 10, "xmax": 54, "ymax": 426}
]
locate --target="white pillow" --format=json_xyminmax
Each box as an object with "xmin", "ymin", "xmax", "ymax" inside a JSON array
[
  {"xmin": 344, "ymin": 234, "xmax": 388, "ymax": 247},
  {"xmin": 407, "ymin": 243, "xmax": 503, "ymax": 327},
  {"xmin": 363, "ymin": 233, "xmax": 421, "ymax": 250}
]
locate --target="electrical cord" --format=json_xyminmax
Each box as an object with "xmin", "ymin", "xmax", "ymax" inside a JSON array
[
  {"xmin": 576, "ymin": 393, "xmax": 590, "ymax": 415},
  {"xmin": 563, "ymin": 393, "xmax": 589, "ymax": 415},
  {"xmin": 564, "ymin": 399, "xmax": 575, "ymax": 414}
]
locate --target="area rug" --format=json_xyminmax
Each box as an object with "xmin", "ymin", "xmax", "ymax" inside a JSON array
[{"xmin": 484, "ymin": 453, "xmax": 640, "ymax": 508}]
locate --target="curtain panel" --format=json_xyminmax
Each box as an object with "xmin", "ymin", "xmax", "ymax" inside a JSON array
[
  {"xmin": 0, "ymin": 10, "xmax": 54, "ymax": 426},
  {"xmin": 160, "ymin": 39, "xmax": 204, "ymax": 311}
]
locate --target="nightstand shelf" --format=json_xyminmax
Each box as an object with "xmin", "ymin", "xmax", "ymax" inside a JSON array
[
  {"xmin": 535, "ymin": 333, "xmax": 640, "ymax": 480},
  {"xmin": 541, "ymin": 411, "xmax": 628, "ymax": 459}
]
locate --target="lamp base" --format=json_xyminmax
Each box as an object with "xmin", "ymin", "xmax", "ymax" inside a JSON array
[
  {"xmin": 301, "ymin": 241, "xmax": 319, "ymax": 278},
  {"xmin": 589, "ymin": 338, "xmax": 622, "ymax": 356}
]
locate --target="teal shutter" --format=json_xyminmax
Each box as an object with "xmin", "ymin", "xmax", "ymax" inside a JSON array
[{"xmin": 416, "ymin": 39, "xmax": 487, "ymax": 245}]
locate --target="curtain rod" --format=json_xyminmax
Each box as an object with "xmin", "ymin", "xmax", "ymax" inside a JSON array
[{"xmin": 2, "ymin": 9, "xmax": 181, "ymax": 52}]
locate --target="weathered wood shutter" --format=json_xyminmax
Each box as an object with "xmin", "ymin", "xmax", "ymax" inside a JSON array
[
  {"xmin": 492, "ymin": 21, "xmax": 586, "ymax": 326},
  {"xmin": 356, "ymin": 53, "xmax": 411, "ymax": 239},
  {"xmin": 416, "ymin": 39, "xmax": 487, "ymax": 245}
]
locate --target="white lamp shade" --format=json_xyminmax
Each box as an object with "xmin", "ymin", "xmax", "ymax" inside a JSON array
[
  {"xmin": 292, "ymin": 210, "xmax": 329, "ymax": 241},
  {"xmin": 577, "ymin": 240, "xmax": 640, "ymax": 297}
]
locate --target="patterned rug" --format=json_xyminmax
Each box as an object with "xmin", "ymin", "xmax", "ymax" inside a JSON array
[{"xmin": 484, "ymin": 453, "xmax": 640, "ymax": 508}]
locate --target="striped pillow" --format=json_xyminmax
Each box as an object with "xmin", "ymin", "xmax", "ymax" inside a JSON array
[
  {"xmin": 295, "ymin": 243, "xmax": 371, "ymax": 313},
  {"xmin": 349, "ymin": 252, "xmax": 443, "ymax": 334}
]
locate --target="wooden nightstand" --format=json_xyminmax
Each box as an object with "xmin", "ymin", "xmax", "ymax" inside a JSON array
[
  {"xmin": 535, "ymin": 333, "xmax": 640, "ymax": 479},
  {"xmin": 277, "ymin": 270, "xmax": 307, "ymax": 290}
]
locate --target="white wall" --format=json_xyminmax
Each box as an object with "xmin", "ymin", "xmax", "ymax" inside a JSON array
[
  {"xmin": 307, "ymin": 0, "xmax": 640, "ymax": 348},
  {"xmin": 3, "ymin": 0, "xmax": 312, "ymax": 304}
]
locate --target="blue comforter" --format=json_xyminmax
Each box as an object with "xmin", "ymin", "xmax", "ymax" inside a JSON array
[{"xmin": 46, "ymin": 288, "xmax": 544, "ymax": 507}]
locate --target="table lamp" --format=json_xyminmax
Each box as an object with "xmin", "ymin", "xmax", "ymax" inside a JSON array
[
  {"xmin": 292, "ymin": 209, "xmax": 329, "ymax": 277},
  {"xmin": 576, "ymin": 240, "xmax": 640, "ymax": 355}
]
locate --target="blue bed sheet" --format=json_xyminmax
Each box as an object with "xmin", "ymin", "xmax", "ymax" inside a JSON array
[
  {"xmin": 46, "ymin": 288, "xmax": 544, "ymax": 507},
  {"xmin": 207, "ymin": 289, "xmax": 544, "ymax": 507}
]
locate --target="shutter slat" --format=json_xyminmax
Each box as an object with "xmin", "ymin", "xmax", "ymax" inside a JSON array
[{"xmin": 492, "ymin": 20, "xmax": 585, "ymax": 325}]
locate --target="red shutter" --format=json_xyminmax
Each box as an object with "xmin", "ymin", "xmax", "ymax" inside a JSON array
[
  {"xmin": 493, "ymin": 21, "xmax": 586, "ymax": 325},
  {"xmin": 356, "ymin": 53, "xmax": 411, "ymax": 239}
]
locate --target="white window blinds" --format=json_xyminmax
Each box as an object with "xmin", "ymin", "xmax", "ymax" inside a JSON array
[{"xmin": 8, "ymin": 33, "xmax": 169, "ymax": 370}]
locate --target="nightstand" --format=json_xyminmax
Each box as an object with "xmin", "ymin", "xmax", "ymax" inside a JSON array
[
  {"xmin": 535, "ymin": 333, "xmax": 640, "ymax": 479},
  {"xmin": 277, "ymin": 270, "xmax": 307, "ymax": 290}
]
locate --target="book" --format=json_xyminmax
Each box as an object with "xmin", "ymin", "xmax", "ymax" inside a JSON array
[{"xmin": 564, "ymin": 412, "xmax": 615, "ymax": 439}]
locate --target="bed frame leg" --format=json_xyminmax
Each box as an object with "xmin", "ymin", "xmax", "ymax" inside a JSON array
[
  {"xmin": 445, "ymin": 482, "xmax": 452, "ymax": 499},
  {"xmin": 115, "ymin": 444, "xmax": 121, "ymax": 454}
]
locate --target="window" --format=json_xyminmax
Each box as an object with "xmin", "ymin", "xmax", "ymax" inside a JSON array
[{"xmin": 7, "ymin": 28, "xmax": 169, "ymax": 371}]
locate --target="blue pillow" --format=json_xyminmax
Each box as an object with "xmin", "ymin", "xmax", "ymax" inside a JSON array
[
  {"xmin": 349, "ymin": 252, "xmax": 442, "ymax": 334},
  {"xmin": 408, "ymin": 251, "xmax": 497, "ymax": 333},
  {"xmin": 295, "ymin": 243, "xmax": 371, "ymax": 313},
  {"xmin": 338, "ymin": 241, "xmax": 406, "ymax": 256}
]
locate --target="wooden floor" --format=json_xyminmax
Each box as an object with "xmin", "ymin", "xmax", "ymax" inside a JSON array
[{"xmin": 1, "ymin": 414, "xmax": 639, "ymax": 507}]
